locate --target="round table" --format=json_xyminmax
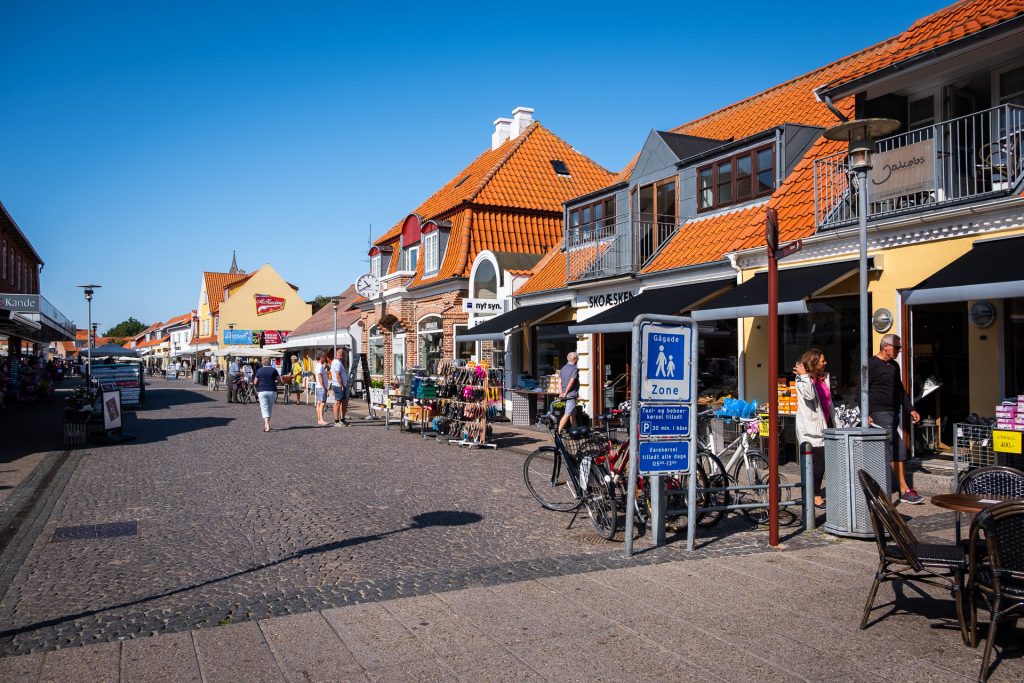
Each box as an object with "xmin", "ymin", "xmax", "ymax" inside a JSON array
[{"xmin": 930, "ymin": 493, "xmax": 1019, "ymax": 514}]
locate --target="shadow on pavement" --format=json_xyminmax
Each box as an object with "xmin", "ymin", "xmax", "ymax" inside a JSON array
[
  {"xmin": 127, "ymin": 415, "xmax": 235, "ymax": 444},
  {"xmin": 0, "ymin": 510, "xmax": 483, "ymax": 643},
  {"xmin": 141, "ymin": 388, "xmax": 220, "ymax": 410}
]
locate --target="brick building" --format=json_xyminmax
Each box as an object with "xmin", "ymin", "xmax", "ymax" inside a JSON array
[{"xmin": 356, "ymin": 108, "xmax": 613, "ymax": 382}]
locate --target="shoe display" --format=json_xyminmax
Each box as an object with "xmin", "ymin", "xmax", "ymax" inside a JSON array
[{"xmin": 900, "ymin": 488, "xmax": 925, "ymax": 505}]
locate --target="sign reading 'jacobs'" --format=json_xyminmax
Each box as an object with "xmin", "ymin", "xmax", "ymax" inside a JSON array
[
  {"xmin": 0, "ymin": 293, "xmax": 40, "ymax": 312},
  {"xmin": 870, "ymin": 139, "xmax": 935, "ymax": 202}
]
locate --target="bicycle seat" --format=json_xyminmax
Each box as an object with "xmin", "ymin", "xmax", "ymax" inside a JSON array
[
  {"xmin": 567, "ymin": 426, "xmax": 591, "ymax": 440},
  {"xmin": 594, "ymin": 412, "xmax": 618, "ymax": 422}
]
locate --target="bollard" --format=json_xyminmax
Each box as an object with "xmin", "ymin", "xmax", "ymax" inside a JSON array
[{"xmin": 800, "ymin": 441, "xmax": 816, "ymax": 530}]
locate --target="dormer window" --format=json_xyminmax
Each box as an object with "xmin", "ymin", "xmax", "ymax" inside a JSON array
[
  {"xmin": 370, "ymin": 254, "xmax": 381, "ymax": 278},
  {"xmin": 423, "ymin": 230, "xmax": 439, "ymax": 274},
  {"xmin": 405, "ymin": 245, "xmax": 419, "ymax": 272},
  {"xmin": 698, "ymin": 144, "xmax": 775, "ymax": 211}
]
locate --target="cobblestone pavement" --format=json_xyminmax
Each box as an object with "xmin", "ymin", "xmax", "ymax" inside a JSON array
[{"xmin": 0, "ymin": 382, "xmax": 823, "ymax": 656}]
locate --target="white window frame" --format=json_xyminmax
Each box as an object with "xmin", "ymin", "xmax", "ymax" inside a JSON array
[
  {"xmin": 405, "ymin": 245, "xmax": 420, "ymax": 272},
  {"xmin": 370, "ymin": 254, "xmax": 382, "ymax": 278},
  {"xmin": 423, "ymin": 231, "xmax": 439, "ymax": 274}
]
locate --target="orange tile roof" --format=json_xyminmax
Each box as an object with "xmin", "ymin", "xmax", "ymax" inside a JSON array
[
  {"xmin": 821, "ymin": 0, "xmax": 1024, "ymax": 93},
  {"xmin": 513, "ymin": 247, "xmax": 567, "ymax": 296},
  {"xmin": 374, "ymin": 123, "xmax": 613, "ymax": 284},
  {"xmin": 194, "ymin": 334, "xmax": 218, "ymax": 344},
  {"xmin": 290, "ymin": 285, "xmax": 363, "ymax": 336},
  {"xmin": 60, "ymin": 341, "xmax": 76, "ymax": 353},
  {"xmin": 163, "ymin": 312, "xmax": 193, "ymax": 327},
  {"xmin": 204, "ymin": 272, "xmax": 251, "ymax": 314}
]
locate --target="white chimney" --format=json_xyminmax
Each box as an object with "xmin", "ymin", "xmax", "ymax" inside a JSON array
[
  {"xmin": 511, "ymin": 106, "xmax": 534, "ymax": 138},
  {"xmin": 491, "ymin": 118, "xmax": 513, "ymax": 150}
]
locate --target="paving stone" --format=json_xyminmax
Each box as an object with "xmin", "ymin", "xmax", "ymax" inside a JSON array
[
  {"xmin": 363, "ymin": 657, "xmax": 458, "ymax": 683},
  {"xmin": 192, "ymin": 622, "xmax": 283, "ymax": 683},
  {"xmin": 258, "ymin": 610, "xmax": 362, "ymax": 682},
  {"xmin": 382, "ymin": 594, "xmax": 495, "ymax": 655},
  {"xmin": 0, "ymin": 651, "xmax": 43, "ymax": 682},
  {"xmin": 121, "ymin": 631, "xmax": 201, "ymax": 683},
  {"xmin": 323, "ymin": 603, "xmax": 429, "ymax": 670},
  {"xmin": 38, "ymin": 641, "xmax": 119, "ymax": 683},
  {"xmin": 437, "ymin": 646, "xmax": 546, "ymax": 683}
]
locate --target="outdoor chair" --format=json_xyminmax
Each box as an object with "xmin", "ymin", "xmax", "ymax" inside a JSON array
[
  {"xmin": 955, "ymin": 466, "xmax": 1024, "ymax": 544},
  {"xmin": 967, "ymin": 501, "xmax": 1024, "ymax": 682},
  {"xmin": 857, "ymin": 469, "xmax": 967, "ymax": 642}
]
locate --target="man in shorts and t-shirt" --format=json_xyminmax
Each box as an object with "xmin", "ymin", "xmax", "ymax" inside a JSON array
[
  {"xmin": 558, "ymin": 351, "xmax": 580, "ymax": 432},
  {"xmin": 330, "ymin": 349, "xmax": 350, "ymax": 426},
  {"xmin": 313, "ymin": 353, "xmax": 329, "ymax": 425}
]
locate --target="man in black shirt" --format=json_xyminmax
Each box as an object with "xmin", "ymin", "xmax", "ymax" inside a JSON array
[{"xmin": 868, "ymin": 333, "xmax": 922, "ymax": 504}]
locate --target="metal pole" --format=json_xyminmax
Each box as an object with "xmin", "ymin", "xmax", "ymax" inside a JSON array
[
  {"xmin": 767, "ymin": 240, "xmax": 780, "ymax": 546},
  {"xmin": 333, "ymin": 306, "xmax": 338, "ymax": 356},
  {"xmin": 87, "ymin": 298, "xmax": 92, "ymax": 383},
  {"xmin": 624, "ymin": 322, "xmax": 642, "ymax": 558},
  {"xmin": 857, "ymin": 169, "xmax": 870, "ymax": 427}
]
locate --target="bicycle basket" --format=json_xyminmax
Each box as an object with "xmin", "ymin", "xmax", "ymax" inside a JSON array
[{"xmin": 563, "ymin": 432, "xmax": 607, "ymax": 459}]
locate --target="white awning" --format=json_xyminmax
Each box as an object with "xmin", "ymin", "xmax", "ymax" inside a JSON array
[{"xmin": 264, "ymin": 331, "xmax": 353, "ymax": 350}]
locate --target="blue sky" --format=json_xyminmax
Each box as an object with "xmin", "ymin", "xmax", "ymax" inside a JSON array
[{"xmin": 0, "ymin": 0, "xmax": 947, "ymax": 332}]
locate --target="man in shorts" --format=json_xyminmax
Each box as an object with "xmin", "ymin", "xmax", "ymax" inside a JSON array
[
  {"xmin": 558, "ymin": 351, "xmax": 580, "ymax": 432},
  {"xmin": 329, "ymin": 349, "xmax": 350, "ymax": 426},
  {"xmin": 868, "ymin": 333, "xmax": 923, "ymax": 504}
]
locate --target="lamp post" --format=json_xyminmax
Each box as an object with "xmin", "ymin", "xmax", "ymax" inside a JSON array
[
  {"xmin": 77, "ymin": 284, "xmax": 100, "ymax": 383},
  {"xmin": 824, "ymin": 118, "xmax": 899, "ymax": 426},
  {"xmin": 332, "ymin": 299, "xmax": 339, "ymax": 356}
]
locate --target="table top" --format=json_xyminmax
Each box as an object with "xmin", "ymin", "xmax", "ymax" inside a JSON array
[{"xmin": 930, "ymin": 493, "xmax": 1020, "ymax": 513}]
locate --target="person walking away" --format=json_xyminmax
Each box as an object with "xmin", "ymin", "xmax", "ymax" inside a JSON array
[
  {"xmin": 254, "ymin": 358, "xmax": 279, "ymax": 432},
  {"xmin": 330, "ymin": 349, "xmax": 350, "ymax": 425},
  {"xmin": 227, "ymin": 356, "xmax": 240, "ymax": 403},
  {"xmin": 868, "ymin": 333, "xmax": 923, "ymax": 504},
  {"xmin": 794, "ymin": 348, "xmax": 832, "ymax": 508},
  {"xmin": 558, "ymin": 351, "xmax": 580, "ymax": 432},
  {"xmin": 242, "ymin": 360, "xmax": 254, "ymax": 383},
  {"xmin": 313, "ymin": 353, "xmax": 330, "ymax": 425}
]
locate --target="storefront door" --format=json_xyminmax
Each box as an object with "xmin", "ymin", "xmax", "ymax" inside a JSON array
[{"xmin": 911, "ymin": 302, "xmax": 970, "ymax": 448}]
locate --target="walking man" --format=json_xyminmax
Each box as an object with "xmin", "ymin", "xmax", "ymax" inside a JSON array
[
  {"xmin": 227, "ymin": 356, "xmax": 240, "ymax": 403},
  {"xmin": 313, "ymin": 353, "xmax": 329, "ymax": 425},
  {"xmin": 558, "ymin": 351, "xmax": 580, "ymax": 432},
  {"xmin": 329, "ymin": 349, "xmax": 349, "ymax": 426},
  {"xmin": 868, "ymin": 333, "xmax": 923, "ymax": 504}
]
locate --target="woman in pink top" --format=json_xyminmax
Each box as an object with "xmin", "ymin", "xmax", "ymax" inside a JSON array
[{"xmin": 794, "ymin": 348, "xmax": 833, "ymax": 508}]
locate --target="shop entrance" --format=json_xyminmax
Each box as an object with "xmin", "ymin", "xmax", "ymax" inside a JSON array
[
  {"xmin": 596, "ymin": 332, "xmax": 630, "ymax": 411},
  {"xmin": 911, "ymin": 302, "xmax": 970, "ymax": 450}
]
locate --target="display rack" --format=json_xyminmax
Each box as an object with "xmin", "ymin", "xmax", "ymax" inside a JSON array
[{"xmin": 90, "ymin": 362, "xmax": 144, "ymax": 407}]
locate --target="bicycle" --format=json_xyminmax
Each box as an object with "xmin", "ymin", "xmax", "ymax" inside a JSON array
[
  {"xmin": 696, "ymin": 410, "xmax": 793, "ymax": 525},
  {"xmin": 232, "ymin": 377, "xmax": 257, "ymax": 405},
  {"xmin": 522, "ymin": 414, "xmax": 619, "ymax": 540}
]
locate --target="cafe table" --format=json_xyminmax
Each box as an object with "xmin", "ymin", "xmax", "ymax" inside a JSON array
[{"xmin": 930, "ymin": 493, "xmax": 1021, "ymax": 514}]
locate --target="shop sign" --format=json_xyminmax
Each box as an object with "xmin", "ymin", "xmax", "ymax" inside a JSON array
[
  {"xmin": 255, "ymin": 293, "xmax": 286, "ymax": 316},
  {"xmin": 102, "ymin": 388, "xmax": 123, "ymax": 430},
  {"xmin": 993, "ymin": 429, "xmax": 1023, "ymax": 454},
  {"xmin": 640, "ymin": 324, "xmax": 692, "ymax": 402},
  {"xmin": 581, "ymin": 289, "xmax": 637, "ymax": 310},
  {"xmin": 0, "ymin": 293, "xmax": 40, "ymax": 312},
  {"xmin": 223, "ymin": 329, "xmax": 254, "ymax": 345},
  {"xmin": 462, "ymin": 298, "xmax": 504, "ymax": 313},
  {"xmin": 870, "ymin": 139, "xmax": 935, "ymax": 202},
  {"xmin": 639, "ymin": 405, "xmax": 690, "ymax": 438},
  {"xmin": 637, "ymin": 440, "xmax": 689, "ymax": 475},
  {"xmin": 262, "ymin": 330, "xmax": 289, "ymax": 345}
]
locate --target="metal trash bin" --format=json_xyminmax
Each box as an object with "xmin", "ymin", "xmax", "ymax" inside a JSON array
[
  {"xmin": 194, "ymin": 370, "xmax": 202, "ymax": 384},
  {"xmin": 823, "ymin": 427, "xmax": 890, "ymax": 538}
]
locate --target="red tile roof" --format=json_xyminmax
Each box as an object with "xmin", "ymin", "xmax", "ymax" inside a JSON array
[
  {"xmin": 513, "ymin": 247, "xmax": 568, "ymax": 296},
  {"xmin": 290, "ymin": 285, "xmax": 363, "ymax": 337},
  {"xmin": 204, "ymin": 272, "xmax": 251, "ymax": 313}
]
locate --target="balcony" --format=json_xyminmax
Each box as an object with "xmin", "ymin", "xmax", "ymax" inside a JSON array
[
  {"xmin": 566, "ymin": 212, "xmax": 678, "ymax": 282},
  {"xmin": 814, "ymin": 104, "xmax": 1024, "ymax": 230}
]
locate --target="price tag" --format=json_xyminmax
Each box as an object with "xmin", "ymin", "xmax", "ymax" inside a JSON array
[
  {"xmin": 992, "ymin": 430, "xmax": 1023, "ymax": 454},
  {"xmin": 759, "ymin": 416, "xmax": 770, "ymax": 437}
]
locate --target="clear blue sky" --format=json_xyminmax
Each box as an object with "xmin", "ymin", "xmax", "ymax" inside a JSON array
[{"xmin": 1, "ymin": 0, "xmax": 947, "ymax": 332}]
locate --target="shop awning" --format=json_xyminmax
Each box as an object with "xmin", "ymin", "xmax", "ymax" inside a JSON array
[
  {"xmin": 691, "ymin": 259, "xmax": 870, "ymax": 321},
  {"xmin": 456, "ymin": 301, "xmax": 568, "ymax": 342},
  {"xmin": 264, "ymin": 331, "xmax": 353, "ymax": 350},
  {"xmin": 901, "ymin": 235, "xmax": 1024, "ymax": 305},
  {"xmin": 568, "ymin": 279, "xmax": 734, "ymax": 334}
]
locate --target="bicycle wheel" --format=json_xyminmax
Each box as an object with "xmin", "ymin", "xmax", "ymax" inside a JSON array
[
  {"xmin": 738, "ymin": 451, "xmax": 770, "ymax": 524},
  {"xmin": 696, "ymin": 451, "xmax": 730, "ymax": 527},
  {"xmin": 584, "ymin": 462, "xmax": 618, "ymax": 540},
  {"xmin": 523, "ymin": 448, "xmax": 580, "ymax": 512}
]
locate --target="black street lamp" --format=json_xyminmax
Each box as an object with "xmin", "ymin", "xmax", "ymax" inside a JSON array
[{"xmin": 77, "ymin": 284, "xmax": 100, "ymax": 382}]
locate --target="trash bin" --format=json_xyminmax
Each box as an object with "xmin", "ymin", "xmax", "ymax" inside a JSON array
[
  {"xmin": 193, "ymin": 370, "xmax": 202, "ymax": 384},
  {"xmin": 823, "ymin": 427, "xmax": 890, "ymax": 538}
]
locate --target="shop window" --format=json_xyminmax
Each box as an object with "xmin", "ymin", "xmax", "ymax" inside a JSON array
[
  {"xmin": 533, "ymin": 323, "xmax": 578, "ymax": 379},
  {"xmin": 473, "ymin": 259, "xmax": 498, "ymax": 300},
  {"xmin": 1006, "ymin": 297, "xmax": 1024, "ymax": 396},
  {"xmin": 454, "ymin": 324, "xmax": 474, "ymax": 362},
  {"xmin": 417, "ymin": 315, "xmax": 443, "ymax": 372},
  {"xmin": 423, "ymin": 231, "xmax": 439, "ymax": 274},
  {"xmin": 490, "ymin": 338, "xmax": 506, "ymax": 369},
  {"xmin": 696, "ymin": 319, "xmax": 738, "ymax": 399},
  {"xmin": 393, "ymin": 335, "xmax": 406, "ymax": 377},
  {"xmin": 368, "ymin": 325, "xmax": 384, "ymax": 375},
  {"xmin": 698, "ymin": 144, "xmax": 775, "ymax": 211},
  {"xmin": 778, "ymin": 295, "xmax": 861, "ymax": 404},
  {"xmin": 568, "ymin": 197, "xmax": 616, "ymax": 237}
]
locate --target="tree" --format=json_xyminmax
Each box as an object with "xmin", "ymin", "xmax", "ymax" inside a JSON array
[
  {"xmin": 103, "ymin": 317, "xmax": 147, "ymax": 343},
  {"xmin": 309, "ymin": 295, "xmax": 335, "ymax": 314}
]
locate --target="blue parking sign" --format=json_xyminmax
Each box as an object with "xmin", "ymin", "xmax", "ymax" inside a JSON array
[{"xmin": 640, "ymin": 323, "xmax": 691, "ymax": 402}]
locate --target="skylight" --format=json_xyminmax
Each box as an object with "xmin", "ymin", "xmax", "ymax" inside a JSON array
[{"xmin": 550, "ymin": 159, "xmax": 570, "ymax": 177}]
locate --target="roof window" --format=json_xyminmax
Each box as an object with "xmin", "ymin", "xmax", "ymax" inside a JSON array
[{"xmin": 550, "ymin": 159, "xmax": 571, "ymax": 177}]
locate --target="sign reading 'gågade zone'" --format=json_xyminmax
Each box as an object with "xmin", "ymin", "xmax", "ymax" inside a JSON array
[{"xmin": 640, "ymin": 324, "xmax": 691, "ymax": 401}]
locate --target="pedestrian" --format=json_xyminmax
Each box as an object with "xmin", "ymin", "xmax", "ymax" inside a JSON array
[
  {"xmin": 254, "ymin": 358, "xmax": 279, "ymax": 432},
  {"xmin": 868, "ymin": 333, "xmax": 923, "ymax": 504},
  {"xmin": 313, "ymin": 352, "xmax": 329, "ymax": 425},
  {"xmin": 794, "ymin": 348, "xmax": 832, "ymax": 508},
  {"xmin": 242, "ymin": 360, "xmax": 254, "ymax": 383},
  {"xmin": 227, "ymin": 356, "xmax": 240, "ymax": 403},
  {"xmin": 288, "ymin": 354, "xmax": 303, "ymax": 402},
  {"xmin": 329, "ymin": 348, "xmax": 349, "ymax": 425},
  {"xmin": 557, "ymin": 351, "xmax": 580, "ymax": 432}
]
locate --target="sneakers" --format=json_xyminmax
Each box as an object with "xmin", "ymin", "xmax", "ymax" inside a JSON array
[{"xmin": 900, "ymin": 488, "xmax": 925, "ymax": 505}]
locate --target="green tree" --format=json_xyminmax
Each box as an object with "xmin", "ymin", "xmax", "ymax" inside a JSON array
[
  {"xmin": 103, "ymin": 317, "xmax": 147, "ymax": 343},
  {"xmin": 309, "ymin": 295, "xmax": 334, "ymax": 314}
]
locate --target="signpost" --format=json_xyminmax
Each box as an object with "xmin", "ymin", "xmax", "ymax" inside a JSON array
[{"xmin": 625, "ymin": 315, "xmax": 698, "ymax": 557}]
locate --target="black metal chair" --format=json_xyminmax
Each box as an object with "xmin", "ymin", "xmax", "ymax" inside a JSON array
[
  {"xmin": 967, "ymin": 501, "xmax": 1024, "ymax": 682},
  {"xmin": 956, "ymin": 466, "xmax": 1024, "ymax": 544},
  {"xmin": 857, "ymin": 469, "xmax": 967, "ymax": 641}
]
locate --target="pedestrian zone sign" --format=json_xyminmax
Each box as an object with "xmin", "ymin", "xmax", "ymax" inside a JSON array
[{"xmin": 640, "ymin": 323, "xmax": 691, "ymax": 402}]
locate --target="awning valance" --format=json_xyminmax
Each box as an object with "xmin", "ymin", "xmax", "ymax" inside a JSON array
[
  {"xmin": 456, "ymin": 301, "xmax": 568, "ymax": 342},
  {"xmin": 692, "ymin": 259, "xmax": 871, "ymax": 321},
  {"xmin": 569, "ymin": 279, "xmax": 734, "ymax": 334},
  {"xmin": 901, "ymin": 235, "xmax": 1024, "ymax": 305}
]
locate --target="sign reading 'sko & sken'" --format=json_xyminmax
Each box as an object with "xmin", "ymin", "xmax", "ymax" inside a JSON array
[{"xmin": 255, "ymin": 294, "xmax": 285, "ymax": 316}]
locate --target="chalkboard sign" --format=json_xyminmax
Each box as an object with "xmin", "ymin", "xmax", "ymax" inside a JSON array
[{"xmin": 357, "ymin": 353, "xmax": 374, "ymax": 417}]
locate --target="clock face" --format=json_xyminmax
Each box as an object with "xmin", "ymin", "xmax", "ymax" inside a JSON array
[{"xmin": 356, "ymin": 274, "xmax": 381, "ymax": 299}]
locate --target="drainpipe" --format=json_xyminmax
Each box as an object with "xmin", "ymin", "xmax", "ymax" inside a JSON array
[
  {"xmin": 813, "ymin": 87, "xmax": 849, "ymax": 123},
  {"xmin": 727, "ymin": 252, "xmax": 745, "ymax": 400}
]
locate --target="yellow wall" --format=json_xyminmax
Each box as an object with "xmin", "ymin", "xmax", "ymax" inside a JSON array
[
  {"xmin": 217, "ymin": 264, "xmax": 312, "ymax": 343},
  {"xmin": 196, "ymin": 277, "xmax": 213, "ymax": 338},
  {"xmin": 741, "ymin": 228, "xmax": 1024, "ymax": 410}
]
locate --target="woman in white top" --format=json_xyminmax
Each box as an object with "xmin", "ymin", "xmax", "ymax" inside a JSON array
[
  {"xmin": 794, "ymin": 348, "xmax": 833, "ymax": 508},
  {"xmin": 313, "ymin": 353, "xmax": 330, "ymax": 426}
]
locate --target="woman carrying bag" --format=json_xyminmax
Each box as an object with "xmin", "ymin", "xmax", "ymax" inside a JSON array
[{"xmin": 794, "ymin": 348, "xmax": 833, "ymax": 508}]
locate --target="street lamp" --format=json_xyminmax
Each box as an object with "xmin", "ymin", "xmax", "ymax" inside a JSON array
[
  {"xmin": 824, "ymin": 118, "xmax": 900, "ymax": 427},
  {"xmin": 332, "ymin": 298, "xmax": 339, "ymax": 356},
  {"xmin": 77, "ymin": 284, "xmax": 100, "ymax": 383}
]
